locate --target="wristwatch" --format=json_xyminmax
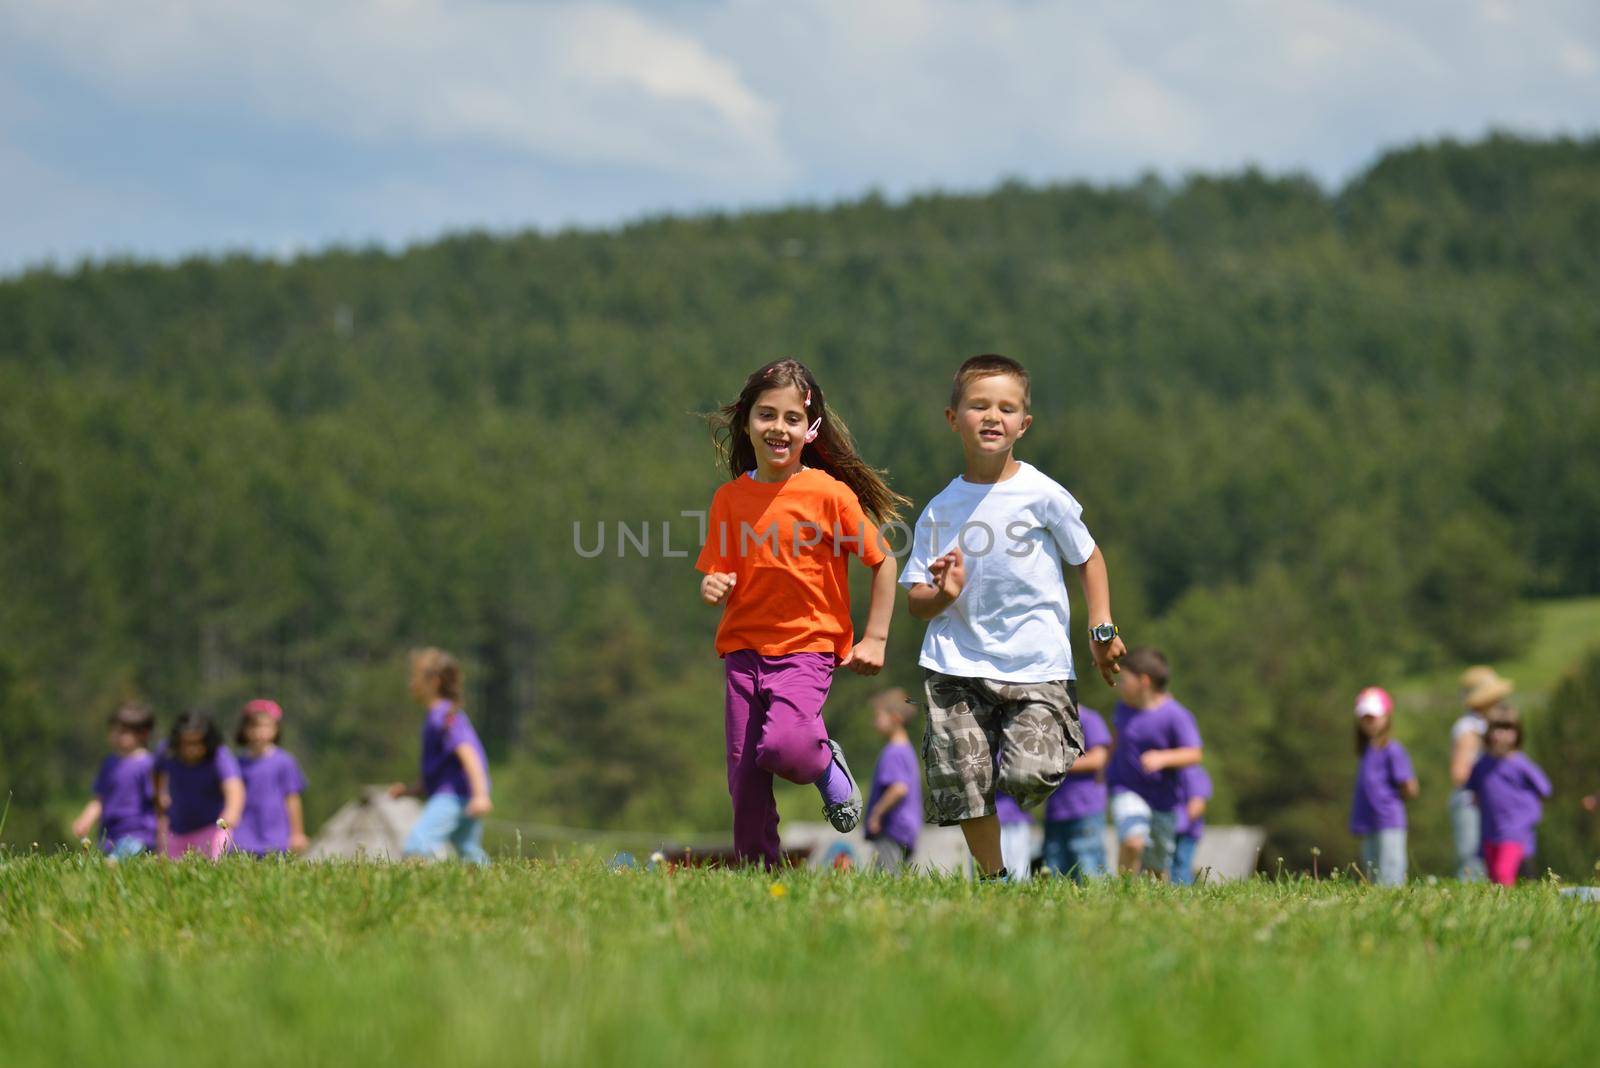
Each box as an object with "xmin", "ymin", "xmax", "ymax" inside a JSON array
[{"xmin": 1089, "ymin": 622, "xmax": 1119, "ymax": 643}]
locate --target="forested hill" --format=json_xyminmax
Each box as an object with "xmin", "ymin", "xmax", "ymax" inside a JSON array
[{"xmin": 3, "ymin": 133, "xmax": 1598, "ymax": 868}]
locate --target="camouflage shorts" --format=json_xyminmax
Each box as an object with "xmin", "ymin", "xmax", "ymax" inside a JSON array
[{"xmin": 921, "ymin": 670, "xmax": 1084, "ymax": 826}]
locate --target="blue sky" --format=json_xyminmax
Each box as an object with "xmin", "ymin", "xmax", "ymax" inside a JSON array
[{"xmin": 2, "ymin": 0, "xmax": 1596, "ymax": 275}]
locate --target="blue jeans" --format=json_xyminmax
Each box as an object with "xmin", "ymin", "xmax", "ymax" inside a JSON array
[
  {"xmin": 107, "ymin": 836, "xmax": 149, "ymax": 860},
  {"xmin": 1171, "ymin": 833, "xmax": 1200, "ymax": 886},
  {"xmin": 1360, "ymin": 828, "xmax": 1407, "ymax": 886},
  {"xmin": 1450, "ymin": 788, "xmax": 1486, "ymax": 881},
  {"xmin": 1042, "ymin": 815, "xmax": 1108, "ymax": 881},
  {"xmin": 404, "ymin": 793, "xmax": 489, "ymax": 865}
]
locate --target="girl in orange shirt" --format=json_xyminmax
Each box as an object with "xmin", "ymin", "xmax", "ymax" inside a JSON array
[{"xmin": 695, "ymin": 359, "xmax": 908, "ymax": 868}]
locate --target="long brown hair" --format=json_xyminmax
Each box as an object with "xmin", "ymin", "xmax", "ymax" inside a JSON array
[{"xmin": 707, "ymin": 359, "xmax": 910, "ymax": 524}]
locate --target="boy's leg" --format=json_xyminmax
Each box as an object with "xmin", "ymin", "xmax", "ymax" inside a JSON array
[
  {"xmin": 1171, "ymin": 834, "xmax": 1197, "ymax": 886},
  {"xmin": 450, "ymin": 816, "xmax": 490, "ymax": 866},
  {"xmin": 725, "ymin": 652, "xmax": 781, "ymax": 868},
  {"xmin": 1449, "ymin": 788, "xmax": 1485, "ymax": 881},
  {"xmin": 1071, "ymin": 816, "xmax": 1109, "ymax": 880},
  {"xmin": 404, "ymin": 793, "xmax": 463, "ymax": 860},
  {"xmin": 1358, "ymin": 834, "xmax": 1378, "ymax": 882},
  {"xmin": 921, "ymin": 671, "xmax": 1005, "ymax": 876},
  {"xmin": 1142, "ymin": 809, "xmax": 1178, "ymax": 879},
  {"xmin": 871, "ymin": 838, "xmax": 907, "ymax": 872},
  {"xmin": 1041, "ymin": 820, "xmax": 1070, "ymax": 877},
  {"xmin": 1111, "ymin": 792, "xmax": 1152, "ymax": 875},
  {"xmin": 992, "ymin": 679, "xmax": 1083, "ymax": 811}
]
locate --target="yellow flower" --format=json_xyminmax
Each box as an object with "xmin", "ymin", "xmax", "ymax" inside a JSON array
[{"xmin": 769, "ymin": 883, "xmax": 789, "ymax": 899}]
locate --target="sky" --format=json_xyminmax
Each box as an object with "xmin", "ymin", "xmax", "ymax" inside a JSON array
[{"xmin": 1, "ymin": 0, "xmax": 1596, "ymax": 275}]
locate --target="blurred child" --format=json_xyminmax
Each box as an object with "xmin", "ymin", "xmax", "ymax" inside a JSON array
[
  {"xmin": 864, "ymin": 688, "xmax": 921, "ymax": 872},
  {"xmin": 233, "ymin": 699, "xmax": 310, "ymax": 856},
  {"xmin": 1467, "ymin": 705, "xmax": 1552, "ymax": 886},
  {"xmin": 71, "ymin": 703, "xmax": 158, "ymax": 859},
  {"xmin": 156, "ymin": 710, "xmax": 244, "ymax": 860},
  {"xmin": 390, "ymin": 648, "xmax": 492, "ymax": 865},
  {"xmin": 1449, "ymin": 666, "xmax": 1507, "ymax": 881},
  {"xmin": 1349, "ymin": 687, "xmax": 1418, "ymax": 886},
  {"xmin": 1171, "ymin": 763, "xmax": 1213, "ymax": 887},
  {"xmin": 696, "ymin": 359, "xmax": 905, "ymax": 868},
  {"xmin": 1107, "ymin": 648, "xmax": 1202, "ymax": 879},
  {"xmin": 902, "ymin": 355, "xmax": 1125, "ymax": 880},
  {"xmin": 1041, "ymin": 704, "xmax": 1111, "ymax": 881}
]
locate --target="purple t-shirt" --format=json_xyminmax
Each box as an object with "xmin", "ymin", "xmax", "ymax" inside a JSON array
[
  {"xmin": 158, "ymin": 746, "xmax": 243, "ymax": 834},
  {"xmin": 1107, "ymin": 698, "xmax": 1203, "ymax": 811},
  {"xmin": 92, "ymin": 751, "xmax": 158, "ymax": 851},
  {"xmin": 1174, "ymin": 764, "xmax": 1214, "ymax": 838},
  {"xmin": 234, "ymin": 748, "xmax": 308, "ymax": 855},
  {"xmin": 420, "ymin": 701, "xmax": 490, "ymax": 799},
  {"xmin": 865, "ymin": 741, "xmax": 922, "ymax": 849},
  {"xmin": 1044, "ymin": 706, "xmax": 1111, "ymax": 822},
  {"xmin": 1349, "ymin": 740, "xmax": 1414, "ymax": 835},
  {"xmin": 1467, "ymin": 752, "xmax": 1552, "ymax": 853},
  {"xmin": 995, "ymin": 791, "xmax": 1032, "ymax": 825}
]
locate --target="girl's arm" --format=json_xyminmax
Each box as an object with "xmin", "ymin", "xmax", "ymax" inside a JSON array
[
  {"xmin": 1069, "ymin": 745, "xmax": 1110, "ymax": 773},
  {"xmin": 455, "ymin": 743, "xmax": 493, "ymax": 817},
  {"xmin": 1073, "ymin": 548, "xmax": 1126, "ymax": 685},
  {"xmin": 285, "ymin": 794, "xmax": 310, "ymax": 852},
  {"xmin": 70, "ymin": 799, "xmax": 103, "ymax": 840},
  {"xmin": 220, "ymin": 777, "xmax": 245, "ymax": 828},
  {"xmin": 841, "ymin": 557, "xmax": 898, "ymax": 676},
  {"xmin": 1401, "ymin": 778, "xmax": 1421, "ymax": 800},
  {"xmin": 1186, "ymin": 795, "xmax": 1208, "ymax": 822}
]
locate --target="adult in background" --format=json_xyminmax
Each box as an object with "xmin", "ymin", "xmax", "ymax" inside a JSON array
[{"xmin": 1449, "ymin": 667, "xmax": 1511, "ymax": 881}]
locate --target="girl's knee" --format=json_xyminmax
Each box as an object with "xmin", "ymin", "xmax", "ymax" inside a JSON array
[{"xmin": 756, "ymin": 739, "xmax": 830, "ymax": 785}]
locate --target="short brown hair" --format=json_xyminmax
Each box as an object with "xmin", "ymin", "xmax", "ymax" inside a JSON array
[
  {"xmin": 1121, "ymin": 647, "xmax": 1170, "ymax": 691},
  {"xmin": 949, "ymin": 354, "xmax": 1031, "ymax": 411},
  {"xmin": 869, "ymin": 687, "xmax": 917, "ymax": 726},
  {"xmin": 108, "ymin": 702, "xmax": 155, "ymax": 735}
]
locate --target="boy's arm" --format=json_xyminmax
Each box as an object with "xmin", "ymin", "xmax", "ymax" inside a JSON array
[
  {"xmin": 1069, "ymin": 745, "xmax": 1109, "ymax": 773},
  {"xmin": 70, "ymin": 799, "xmax": 103, "ymax": 840},
  {"xmin": 842, "ymin": 557, "xmax": 897, "ymax": 676},
  {"xmin": 1140, "ymin": 747, "xmax": 1202, "ymax": 774},
  {"xmin": 866, "ymin": 782, "xmax": 910, "ymax": 834},
  {"xmin": 907, "ymin": 546, "xmax": 964, "ymax": 621},
  {"xmin": 219, "ymin": 778, "xmax": 245, "ymax": 828},
  {"xmin": 455, "ymin": 743, "xmax": 493, "ymax": 817},
  {"xmin": 1073, "ymin": 547, "xmax": 1126, "ymax": 685},
  {"xmin": 285, "ymin": 793, "xmax": 310, "ymax": 852}
]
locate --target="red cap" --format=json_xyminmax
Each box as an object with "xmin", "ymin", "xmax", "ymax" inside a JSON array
[
  {"xmin": 243, "ymin": 699, "xmax": 283, "ymax": 721},
  {"xmin": 1353, "ymin": 687, "xmax": 1393, "ymax": 718}
]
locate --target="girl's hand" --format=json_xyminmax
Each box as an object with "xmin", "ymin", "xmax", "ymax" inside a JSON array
[
  {"xmin": 387, "ymin": 782, "xmax": 410, "ymax": 799},
  {"xmin": 70, "ymin": 814, "xmax": 94, "ymax": 839},
  {"xmin": 466, "ymin": 795, "xmax": 493, "ymax": 818},
  {"xmin": 701, "ymin": 571, "xmax": 737, "ymax": 605},
  {"xmin": 1091, "ymin": 634, "xmax": 1127, "ymax": 687},
  {"xmin": 289, "ymin": 832, "xmax": 311, "ymax": 853},
  {"xmin": 1583, "ymin": 793, "xmax": 1599, "ymax": 813},
  {"xmin": 840, "ymin": 636, "xmax": 886, "ymax": 676},
  {"xmin": 928, "ymin": 547, "xmax": 966, "ymax": 602}
]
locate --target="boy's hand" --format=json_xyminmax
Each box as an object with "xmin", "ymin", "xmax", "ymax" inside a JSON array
[
  {"xmin": 466, "ymin": 795, "xmax": 493, "ymax": 818},
  {"xmin": 928, "ymin": 547, "xmax": 966, "ymax": 602},
  {"xmin": 701, "ymin": 571, "xmax": 737, "ymax": 605},
  {"xmin": 1186, "ymin": 797, "xmax": 1206, "ymax": 822},
  {"xmin": 289, "ymin": 832, "xmax": 311, "ymax": 853},
  {"xmin": 1583, "ymin": 793, "xmax": 1599, "ymax": 814},
  {"xmin": 1090, "ymin": 634, "xmax": 1127, "ymax": 687},
  {"xmin": 867, "ymin": 813, "xmax": 883, "ymax": 835},
  {"xmin": 840, "ymin": 636, "xmax": 886, "ymax": 676},
  {"xmin": 71, "ymin": 814, "xmax": 94, "ymax": 839},
  {"xmin": 387, "ymin": 782, "xmax": 411, "ymax": 799},
  {"xmin": 1139, "ymin": 750, "xmax": 1168, "ymax": 774}
]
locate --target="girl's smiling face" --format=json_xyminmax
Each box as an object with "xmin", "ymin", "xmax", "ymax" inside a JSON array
[
  {"xmin": 242, "ymin": 714, "xmax": 277, "ymax": 753},
  {"xmin": 747, "ymin": 384, "xmax": 810, "ymax": 480}
]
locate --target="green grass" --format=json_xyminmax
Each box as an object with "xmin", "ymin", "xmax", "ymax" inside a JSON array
[{"xmin": 2, "ymin": 856, "xmax": 1597, "ymax": 1067}]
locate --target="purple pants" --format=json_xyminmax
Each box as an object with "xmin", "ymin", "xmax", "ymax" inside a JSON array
[{"xmin": 724, "ymin": 650, "xmax": 836, "ymax": 868}]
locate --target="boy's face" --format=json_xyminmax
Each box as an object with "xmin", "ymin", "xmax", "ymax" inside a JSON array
[
  {"xmin": 947, "ymin": 373, "xmax": 1031, "ymax": 458},
  {"xmin": 1120, "ymin": 672, "xmax": 1149, "ymax": 705},
  {"xmin": 174, "ymin": 730, "xmax": 208, "ymax": 765},
  {"xmin": 872, "ymin": 708, "xmax": 896, "ymax": 736},
  {"xmin": 108, "ymin": 726, "xmax": 142, "ymax": 755},
  {"xmin": 1486, "ymin": 723, "xmax": 1516, "ymax": 756}
]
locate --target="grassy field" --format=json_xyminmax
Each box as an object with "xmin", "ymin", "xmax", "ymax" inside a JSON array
[{"xmin": 2, "ymin": 856, "xmax": 1597, "ymax": 1067}]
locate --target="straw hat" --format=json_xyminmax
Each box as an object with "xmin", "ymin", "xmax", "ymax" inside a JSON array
[
  {"xmin": 1458, "ymin": 665, "xmax": 1501, "ymax": 692},
  {"xmin": 1465, "ymin": 675, "xmax": 1514, "ymax": 711}
]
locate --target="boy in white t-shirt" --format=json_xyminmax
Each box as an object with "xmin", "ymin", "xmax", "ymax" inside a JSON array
[{"xmin": 901, "ymin": 354, "xmax": 1127, "ymax": 879}]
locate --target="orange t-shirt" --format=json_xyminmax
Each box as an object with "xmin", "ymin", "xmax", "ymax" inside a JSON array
[{"xmin": 694, "ymin": 468, "xmax": 887, "ymax": 659}]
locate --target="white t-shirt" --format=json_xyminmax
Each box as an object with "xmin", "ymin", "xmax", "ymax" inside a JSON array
[
  {"xmin": 1451, "ymin": 714, "xmax": 1487, "ymax": 743},
  {"xmin": 899, "ymin": 462, "xmax": 1097, "ymax": 683}
]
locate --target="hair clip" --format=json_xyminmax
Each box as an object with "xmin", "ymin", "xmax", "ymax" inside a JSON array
[{"xmin": 804, "ymin": 416, "xmax": 822, "ymax": 444}]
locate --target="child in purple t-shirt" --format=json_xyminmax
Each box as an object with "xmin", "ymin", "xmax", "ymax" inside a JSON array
[
  {"xmin": 1467, "ymin": 707, "xmax": 1552, "ymax": 886},
  {"xmin": 863, "ymin": 688, "xmax": 922, "ymax": 872},
  {"xmin": 390, "ymin": 648, "xmax": 493, "ymax": 865},
  {"xmin": 1041, "ymin": 705, "xmax": 1111, "ymax": 881},
  {"xmin": 156, "ymin": 710, "xmax": 244, "ymax": 860},
  {"xmin": 1350, "ymin": 687, "xmax": 1419, "ymax": 886},
  {"xmin": 1106, "ymin": 648, "xmax": 1202, "ymax": 878},
  {"xmin": 234, "ymin": 700, "xmax": 310, "ymax": 856},
  {"xmin": 72, "ymin": 703, "xmax": 159, "ymax": 859},
  {"xmin": 1171, "ymin": 764, "xmax": 1213, "ymax": 886}
]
